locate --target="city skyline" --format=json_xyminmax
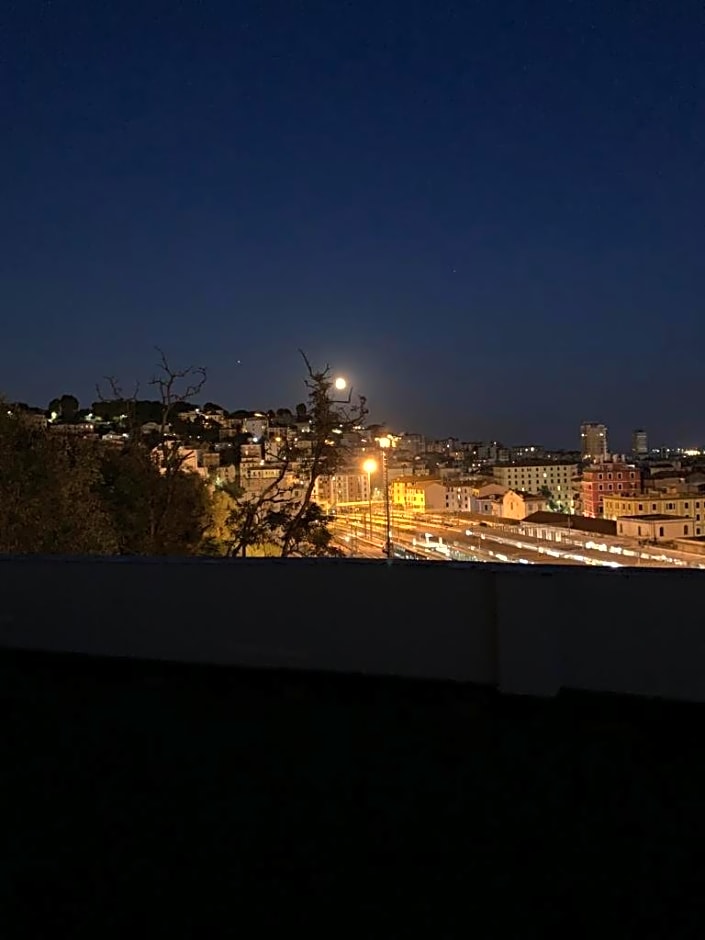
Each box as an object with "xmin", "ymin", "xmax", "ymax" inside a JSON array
[
  {"xmin": 6, "ymin": 378, "xmax": 704, "ymax": 455},
  {"xmin": 2, "ymin": 2, "xmax": 704, "ymax": 447}
]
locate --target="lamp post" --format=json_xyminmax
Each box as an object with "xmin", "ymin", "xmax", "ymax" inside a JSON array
[
  {"xmin": 362, "ymin": 458, "xmax": 378, "ymax": 538},
  {"xmin": 378, "ymin": 436, "xmax": 393, "ymax": 558}
]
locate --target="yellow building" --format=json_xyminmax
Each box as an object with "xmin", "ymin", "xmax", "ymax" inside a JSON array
[
  {"xmin": 616, "ymin": 515, "xmax": 694, "ymax": 542},
  {"xmin": 391, "ymin": 477, "xmax": 445, "ymax": 513},
  {"xmin": 501, "ymin": 490, "xmax": 549, "ymax": 521},
  {"xmin": 603, "ymin": 492, "xmax": 704, "ymax": 536}
]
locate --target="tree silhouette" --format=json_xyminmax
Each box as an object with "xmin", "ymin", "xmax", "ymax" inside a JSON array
[
  {"xmin": 48, "ymin": 394, "xmax": 80, "ymax": 421},
  {"xmin": 226, "ymin": 351, "xmax": 367, "ymax": 558}
]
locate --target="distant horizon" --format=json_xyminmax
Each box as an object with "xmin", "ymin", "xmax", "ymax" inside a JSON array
[
  {"xmin": 3, "ymin": 3, "xmax": 704, "ymax": 455},
  {"xmin": 4, "ymin": 378, "xmax": 702, "ymax": 455}
]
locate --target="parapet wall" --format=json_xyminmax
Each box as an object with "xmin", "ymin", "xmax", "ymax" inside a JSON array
[{"xmin": 1, "ymin": 557, "xmax": 703, "ymax": 702}]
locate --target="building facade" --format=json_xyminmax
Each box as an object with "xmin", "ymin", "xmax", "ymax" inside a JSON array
[
  {"xmin": 314, "ymin": 472, "xmax": 371, "ymax": 508},
  {"xmin": 501, "ymin": 490, "xmax": 549, "ymax": 521},
  {"xmin": 631, "ymin": 429, "xmax": 648, "ymax": 456},
  {"xmin": 581, "ymin": 461, "xmax": 642, "ymax": 518},
  {"xmin": 492, "ymin": 463, "xmax": 577, "ymax": 510},
  {"xmin": 581, "ymin": 422, "xmax": 608, "ymax": 460},
  {"xmin": 604, "ymin": 492, "xmax": 704, "ymax": 535},
  {"xmin": 616, "ymin": 515, "xmax": 694, "ymax": 541},
  {"xmin": 391, "ymin": 477, "xmax": 446, "ymax": 513}
]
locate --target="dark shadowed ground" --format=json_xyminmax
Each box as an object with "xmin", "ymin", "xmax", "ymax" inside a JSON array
[{"xmin": 2, "ymin": 648, "xmax": 703, "ymax": 937}]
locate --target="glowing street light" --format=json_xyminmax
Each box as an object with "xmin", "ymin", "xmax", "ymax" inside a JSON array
[{"xmin": 362, "ymin": 457, "xmax": 378, "ymax": 538}]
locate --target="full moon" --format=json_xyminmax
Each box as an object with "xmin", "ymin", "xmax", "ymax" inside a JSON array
[{"xmin": 334, "ymin": 377, "xmax": 347, "ymax": 391}]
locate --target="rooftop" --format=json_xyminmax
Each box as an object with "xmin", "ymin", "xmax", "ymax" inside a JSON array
[
  {"xmin": 493, "ymin": 459, "xmax": 577, "ymax": 468},
  {"xmin": 618, "ymin": 513, "xmax": 692, "ymax": 522},
  {"xmin": 392, "ymin": 475, "xmax": 442, "ymax": 486},
  {"xmin": 522, "ymin": 512, "xmax": 617, "ymax": 536}
]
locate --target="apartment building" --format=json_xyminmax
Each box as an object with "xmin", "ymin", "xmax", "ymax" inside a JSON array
[
  {"xmin": 603, "ymin": 492, "xmax": 704, "ymax": 536},
  {"xmin": 442, "ymin": 482, "xmax": 507, "ymax": 513},
  {"xmin": 241, "ymin": 415, "xmax": 269, "ymax": 440},
  {"xmin": 631, "ymin": 429, "xmax": 648, "ymax": 456},
  {"xmin": 314, "ymin": 473, "xmax": 371, "ymax": 507},
  {"xmin": 581, "ymin": 461, "xmax": 641, "ymax": 517},
  {"xmin": 398, "ymin": 433, "xmax": 425, "ymax": 455},
  {"xmin": 492, "ymin": 463, "xmax": 577, "ymax": 509},
  {"xmin": 391, "ymin": 477, "xmax": 446, "ymax": 513},
  {"xmin": 581, "ymin": 422, "xmax": 608, "ymax": 460}
]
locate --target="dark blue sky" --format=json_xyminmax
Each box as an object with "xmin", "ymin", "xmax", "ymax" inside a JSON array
[{"xmin": 2, "ymin": 1, "xmax": 704, "ymax": 448}]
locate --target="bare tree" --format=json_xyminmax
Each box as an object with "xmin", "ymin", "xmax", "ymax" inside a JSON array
[
  {"xmin": 97, "ymin": 349, "xmax": 209, "ymax": 552},
  {"xmin": 148, "ymin": 347, "xmax": 207, "ymax": 437}
]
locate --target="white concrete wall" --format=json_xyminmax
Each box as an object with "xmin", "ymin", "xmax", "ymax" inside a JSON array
[{"xmin": 1, "ymin": 557, "xmax": 705, "ymax": 702}]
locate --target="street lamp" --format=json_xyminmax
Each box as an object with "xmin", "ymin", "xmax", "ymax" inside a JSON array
[
  {"xmin": 378, "ymin": 436, "xmax": 393, "ymax": 558},
  {"xmin": 362, "ymin": 457, "xmax": 378, "ymax": 538}
]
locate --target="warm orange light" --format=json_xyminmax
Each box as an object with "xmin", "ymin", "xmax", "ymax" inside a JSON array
[{"xmin": 363, "ymin": 458, "xmax": 378, "ymax": 474}]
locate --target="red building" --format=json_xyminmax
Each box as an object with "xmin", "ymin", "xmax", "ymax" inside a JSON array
[{"xmin": 581, "ymin": 461, "xmax": 642, "ymax": 518}]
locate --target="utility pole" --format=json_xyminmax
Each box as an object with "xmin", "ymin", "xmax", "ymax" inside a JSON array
[{"xmin": 379, "ymin": 436, "xmax": 394, "ymax": 558}]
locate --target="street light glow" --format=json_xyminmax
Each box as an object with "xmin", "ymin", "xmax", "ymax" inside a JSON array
[
  {"xmin": 363, "ymin": 458, "xmax": 378, "ymax": 474},
  {"xmin": 378, "ymin": 436, "xmax": 391, "ymax": 449},
  {"xmin": 334, "ymin": 376, "xmax": 347, "ymax": 391}
]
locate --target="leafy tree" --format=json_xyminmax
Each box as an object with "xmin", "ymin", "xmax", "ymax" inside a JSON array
[
  {"xmin": 539, "ymin": 485, "xmax": 562, "ymax": 512},
  {"xmin": 0, "ymin": 409, "xmax": 116, "ymax": 554},
  {"xmin": 60, "ymin": 394, "xmax": 79, "ymax": 420},
  {"xmin": 90, "ymin": 397, "xmax": 129, "ymax": 423},
  {"xmin": 47, "ymin": 394, "xmax": 79, "ymax": 421},
  {"xmin": 224, "ymin": 488, "xmax": 341, "ymax": 558},
  {"xmin": 226, "ymin": 487, "xmax": 279, "ymax": 557},
  {"xmin": 270, "ymin": 502, "xmax": 343, "ymax": 557},
  {"xmin": 133, "ymin": 400, "xmax": 166, "ymax": 425},
  {"xmin": 97, "ymin": 443, "xmax": 212, "ymax": 555}
]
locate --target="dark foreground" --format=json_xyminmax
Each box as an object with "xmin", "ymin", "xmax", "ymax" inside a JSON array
[{"xmin": 2, "ymin": 648, "xmax": 703, "ymax": 936}]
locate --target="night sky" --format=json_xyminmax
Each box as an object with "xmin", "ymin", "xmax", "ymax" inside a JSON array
[{"xmin": 2, "ymin": 1, "xmax": 704, "ymax": 449}]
